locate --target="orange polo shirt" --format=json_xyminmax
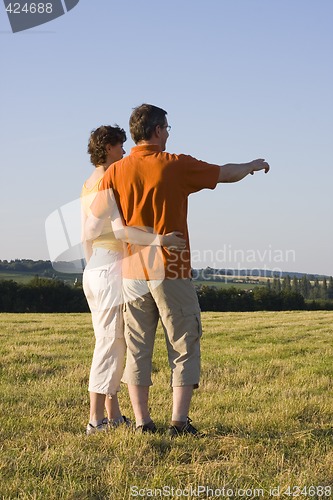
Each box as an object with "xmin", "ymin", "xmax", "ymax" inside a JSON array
[{"xmin": 91, "ymin": 145, "xmax": 220, "ymax": 279}]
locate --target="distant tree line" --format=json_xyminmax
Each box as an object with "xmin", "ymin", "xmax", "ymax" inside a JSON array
[
  {"xmin": 196, "ymin": 276, "xmax": 333, "ymax": 312},
  {"xmin": 0, "ymin": 277, "xmax": 88, "ymax": 313},
  {"xmin": 1, "ymin": 277, "xmax": 332, "ymax": 313},
  {"xmin": 0, "ymin": 259, "xmax": 54, "ymax": 273},
  {"xmin": 267, "ymin": 275, "xmax": 333, "ymax": 300},
  {"xmin": 196, "ymin": 286, "xmax": 308, "ymax": 312}
]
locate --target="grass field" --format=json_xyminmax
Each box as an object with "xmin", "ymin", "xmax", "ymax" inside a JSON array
[{"xmin": 0, "ymin": 311, "xmax": 332, "ymax": 499}]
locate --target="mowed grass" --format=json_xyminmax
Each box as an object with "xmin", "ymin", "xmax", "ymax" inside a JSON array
[{"xmin": 0, "ymin": 311, "xmax": 332, "ymax": 499}]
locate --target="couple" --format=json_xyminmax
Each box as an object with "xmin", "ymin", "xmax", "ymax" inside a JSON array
[{"xmin": 81, "ymin": 103, "xmax": 270, "ymax": 436}]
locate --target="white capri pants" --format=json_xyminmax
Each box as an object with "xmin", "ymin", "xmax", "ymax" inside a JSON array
[{"xmin": 83, "ymin": 248, "xmax": 126, "ymax": 396}]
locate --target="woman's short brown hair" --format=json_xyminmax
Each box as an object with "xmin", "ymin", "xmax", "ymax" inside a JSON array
[{"xmin": 88, "ymin": 125, "xmax": 126, "ymax": 166}]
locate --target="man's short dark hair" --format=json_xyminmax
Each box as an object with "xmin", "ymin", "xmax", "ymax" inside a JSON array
[
  {"xmin": 130, "ymin": 104, "xmax": 167, "ymax": 144},
  {"xmin": 88, "ymin": 125, "xmax": 126, "ymax": 166}
]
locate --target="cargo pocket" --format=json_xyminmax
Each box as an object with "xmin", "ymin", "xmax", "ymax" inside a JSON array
[{"xmin": 180, "ymin": 305, "xmax": 202, "ymax": 339}]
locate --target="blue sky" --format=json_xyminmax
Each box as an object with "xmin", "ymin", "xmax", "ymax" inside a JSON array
[{"xmin": 1, "ymin": 0, "xmax": 332, "ymax": 275}]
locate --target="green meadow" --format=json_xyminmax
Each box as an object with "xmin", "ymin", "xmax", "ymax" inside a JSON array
[{"xmin": 0, "ymin": 311, "xmax": 332, "ymax": 499}]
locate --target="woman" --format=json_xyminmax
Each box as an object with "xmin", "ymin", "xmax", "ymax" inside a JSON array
[{"xmin": 81, "ymin": 125, "xmax": 185, "ymax": 435}]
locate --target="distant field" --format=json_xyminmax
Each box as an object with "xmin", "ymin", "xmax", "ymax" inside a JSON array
[
  {"xmin": 0, "ymin": 271, "xmax": 39, "ymax": 283},
  {"xmin": 0, "ymin": 311, "xmax": 332, "ymax": 499},
  {"xmin": 0, "ymin": 271, "xmax": 80, "ymax": 285},
  {"xmin": 194, "ymin": 279, "xmax": 261, "ymax": 290},
  {"xmin": 0, "ymin": 272, "xmax": 260, "ymax": 289}
]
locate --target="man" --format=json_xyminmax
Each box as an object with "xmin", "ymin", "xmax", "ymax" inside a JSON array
[{"xmin": 89, "ymin": 104, "xmax": 269, "ymax": 436}]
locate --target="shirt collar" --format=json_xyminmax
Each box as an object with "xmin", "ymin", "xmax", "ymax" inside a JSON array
[{"xmin": 130, "ymin": 144, "xmax": 162, "ymax": 155}]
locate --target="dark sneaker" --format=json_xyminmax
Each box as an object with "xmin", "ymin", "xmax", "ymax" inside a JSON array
[
  {"xmin": 168, "ymin": 417, "xmax": 200, "ymax": 437},
  {"xmin": 121, "ymin": 415, "xmax": 132, "ymax": 427},
  {"xmin": 135, "ymin": 420, "xmax": 157, "ymax": 434}
]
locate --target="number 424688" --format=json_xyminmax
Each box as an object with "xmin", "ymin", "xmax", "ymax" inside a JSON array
[{"xmin": 5, "ymin": 3, "xmax": 53, "ymax": 14}]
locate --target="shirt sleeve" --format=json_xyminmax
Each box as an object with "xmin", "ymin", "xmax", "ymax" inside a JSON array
[{"xmin": 177, "ymin": 154, "xmax": 220, "ymax": 195}]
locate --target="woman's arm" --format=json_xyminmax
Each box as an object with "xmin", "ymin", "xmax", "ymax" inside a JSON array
[
  {"xmin": 85, "ymin": 188, "xmax": 186, "ymax": 250},
  {"xmin": 81, "ymin": 205, "xmax": 93, "ymax": 263},
  {"xmin": 112, "ymin": 217, "xmax": 186, "ymax": 249},
  {"xmin": 109, "ymin": 190, "xmax": 185, "ymax": 249},
  {"xmin": 85, "ymin": 212, "xmax": 105, "ymax": 242}
]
